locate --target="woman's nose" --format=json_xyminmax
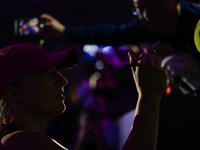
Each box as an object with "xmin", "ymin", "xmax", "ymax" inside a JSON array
[
  {"xmin": 57, "ymin": 71, "xmax": 68, "ymax": 87},
  {"xmin": 61, "ymin": 79, "xmax": 68, "ymax": 87}
]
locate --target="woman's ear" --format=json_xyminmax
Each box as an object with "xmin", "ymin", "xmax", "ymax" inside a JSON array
[{"xmin": 4, "ymin": 86, "xmax": 22, "ymax": 102}]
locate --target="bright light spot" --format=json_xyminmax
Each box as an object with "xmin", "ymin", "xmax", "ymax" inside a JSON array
[
  {"xmin": 83, "ymin": 45, "xmax": 99, "ymax": 56},
  {"xmin": 40, "ymin": 23, "xmax": 44, "ymax": 28},
  {"xmin": 89, "ymin": 72, "xmax": 101, "ymax": 89},
  {"xmin": 133, "ymin": 11, "xmax": 137, "ymax": 16},
  {"xmin": 102, "ymin": 46, "xmax": 113, "ymax": 54},
  {"xmin": 95, "ymin": 60, "xmax": 104, "ymax": 70}
]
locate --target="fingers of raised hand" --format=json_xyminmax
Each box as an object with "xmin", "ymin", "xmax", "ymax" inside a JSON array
[{"xmin": 128, "ymin": 52, "xmax": 138, "ymax": 72}]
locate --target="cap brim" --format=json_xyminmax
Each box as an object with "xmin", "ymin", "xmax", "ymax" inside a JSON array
[{"xmin": 24, "ymin": 48, "xmax": 79, "ymax": 73}]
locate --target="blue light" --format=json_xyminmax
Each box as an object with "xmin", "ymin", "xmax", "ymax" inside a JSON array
[{"xmin": 133, "ymin": 11, "xmax": 137, "ymax": 16}]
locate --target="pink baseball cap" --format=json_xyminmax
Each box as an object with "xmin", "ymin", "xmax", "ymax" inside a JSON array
[{"xmin": 0, "ymin": 43, "xmax": 79, "ymax": 95}]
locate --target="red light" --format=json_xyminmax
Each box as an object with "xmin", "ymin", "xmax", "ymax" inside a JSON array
[{"xmin": 166, "ymin": 83, "xmax": 171, "ymax": 96}]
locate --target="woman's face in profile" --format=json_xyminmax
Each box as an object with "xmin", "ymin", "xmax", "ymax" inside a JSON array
[{"xmin": 15, "ymin": 67, "xmax": 67, "ymax": 117}]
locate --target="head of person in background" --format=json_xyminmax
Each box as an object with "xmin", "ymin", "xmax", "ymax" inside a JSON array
[{"xmin": 133, "ymin": 0, "xmax": 180, "ymax": 35}]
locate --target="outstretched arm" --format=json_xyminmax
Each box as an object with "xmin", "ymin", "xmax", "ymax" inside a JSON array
[
  {"xmin": 40, "ymin": 13, "xmax": 155, "ymax": 45},
  {"xmin": 122, "ymin": 53, "xmax": 167, "ymax": 150}
]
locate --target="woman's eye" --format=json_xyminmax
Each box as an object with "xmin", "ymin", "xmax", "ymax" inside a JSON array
[{"xmin": 40, "ymin": 68, "xmax": 56, "ymax": 76}]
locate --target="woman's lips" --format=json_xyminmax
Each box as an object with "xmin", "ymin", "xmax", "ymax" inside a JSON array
[{"xmin": 56, "ymin": 93, "xmax": 65, "ymax": 100}]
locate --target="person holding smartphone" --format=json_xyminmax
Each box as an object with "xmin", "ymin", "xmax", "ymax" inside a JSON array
[{"xmin": 41, "ymin": 0, "xmax": 200, "ymax": 60}]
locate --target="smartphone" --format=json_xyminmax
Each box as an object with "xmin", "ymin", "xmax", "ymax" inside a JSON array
[{"xmin": 14, "ymin": 17, "xmax": 45, "ymax": 36}]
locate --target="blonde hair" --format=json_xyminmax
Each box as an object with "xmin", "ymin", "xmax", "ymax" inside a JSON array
[
  {"xmin": 0, "ymin": 76, "xmax": 23, "ymax": 126},
  {"xmin": 0, "ymin": 94, "xmax": 10, "ymax": 125}
]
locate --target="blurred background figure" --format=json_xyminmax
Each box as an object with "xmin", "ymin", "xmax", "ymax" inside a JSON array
[
  {"xmin": 40, "ymin": 0, "xmax": 200, "ymax": 64},
  {"xmin": 75, "ymin": 107, "xmax": 113, "ymax": 150},
  {"xmin": 162, "ymin": 52, "xmax": 200, "ymax": 96}
]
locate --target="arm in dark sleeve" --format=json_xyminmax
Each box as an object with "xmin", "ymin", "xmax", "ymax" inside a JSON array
[{"xmin": 64, "ymin": 18, "xmax": 157, "ymax": 46}]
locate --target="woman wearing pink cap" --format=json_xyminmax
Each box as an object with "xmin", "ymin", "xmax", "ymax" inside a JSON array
[{"xmin": 0, "ymin": 43, "xmax": 167, "ymax": 150}]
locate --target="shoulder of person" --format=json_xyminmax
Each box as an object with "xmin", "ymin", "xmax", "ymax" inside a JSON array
[{"xmin": 0, "ymin": 130, "xmax": 68, "ymax": 150}]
